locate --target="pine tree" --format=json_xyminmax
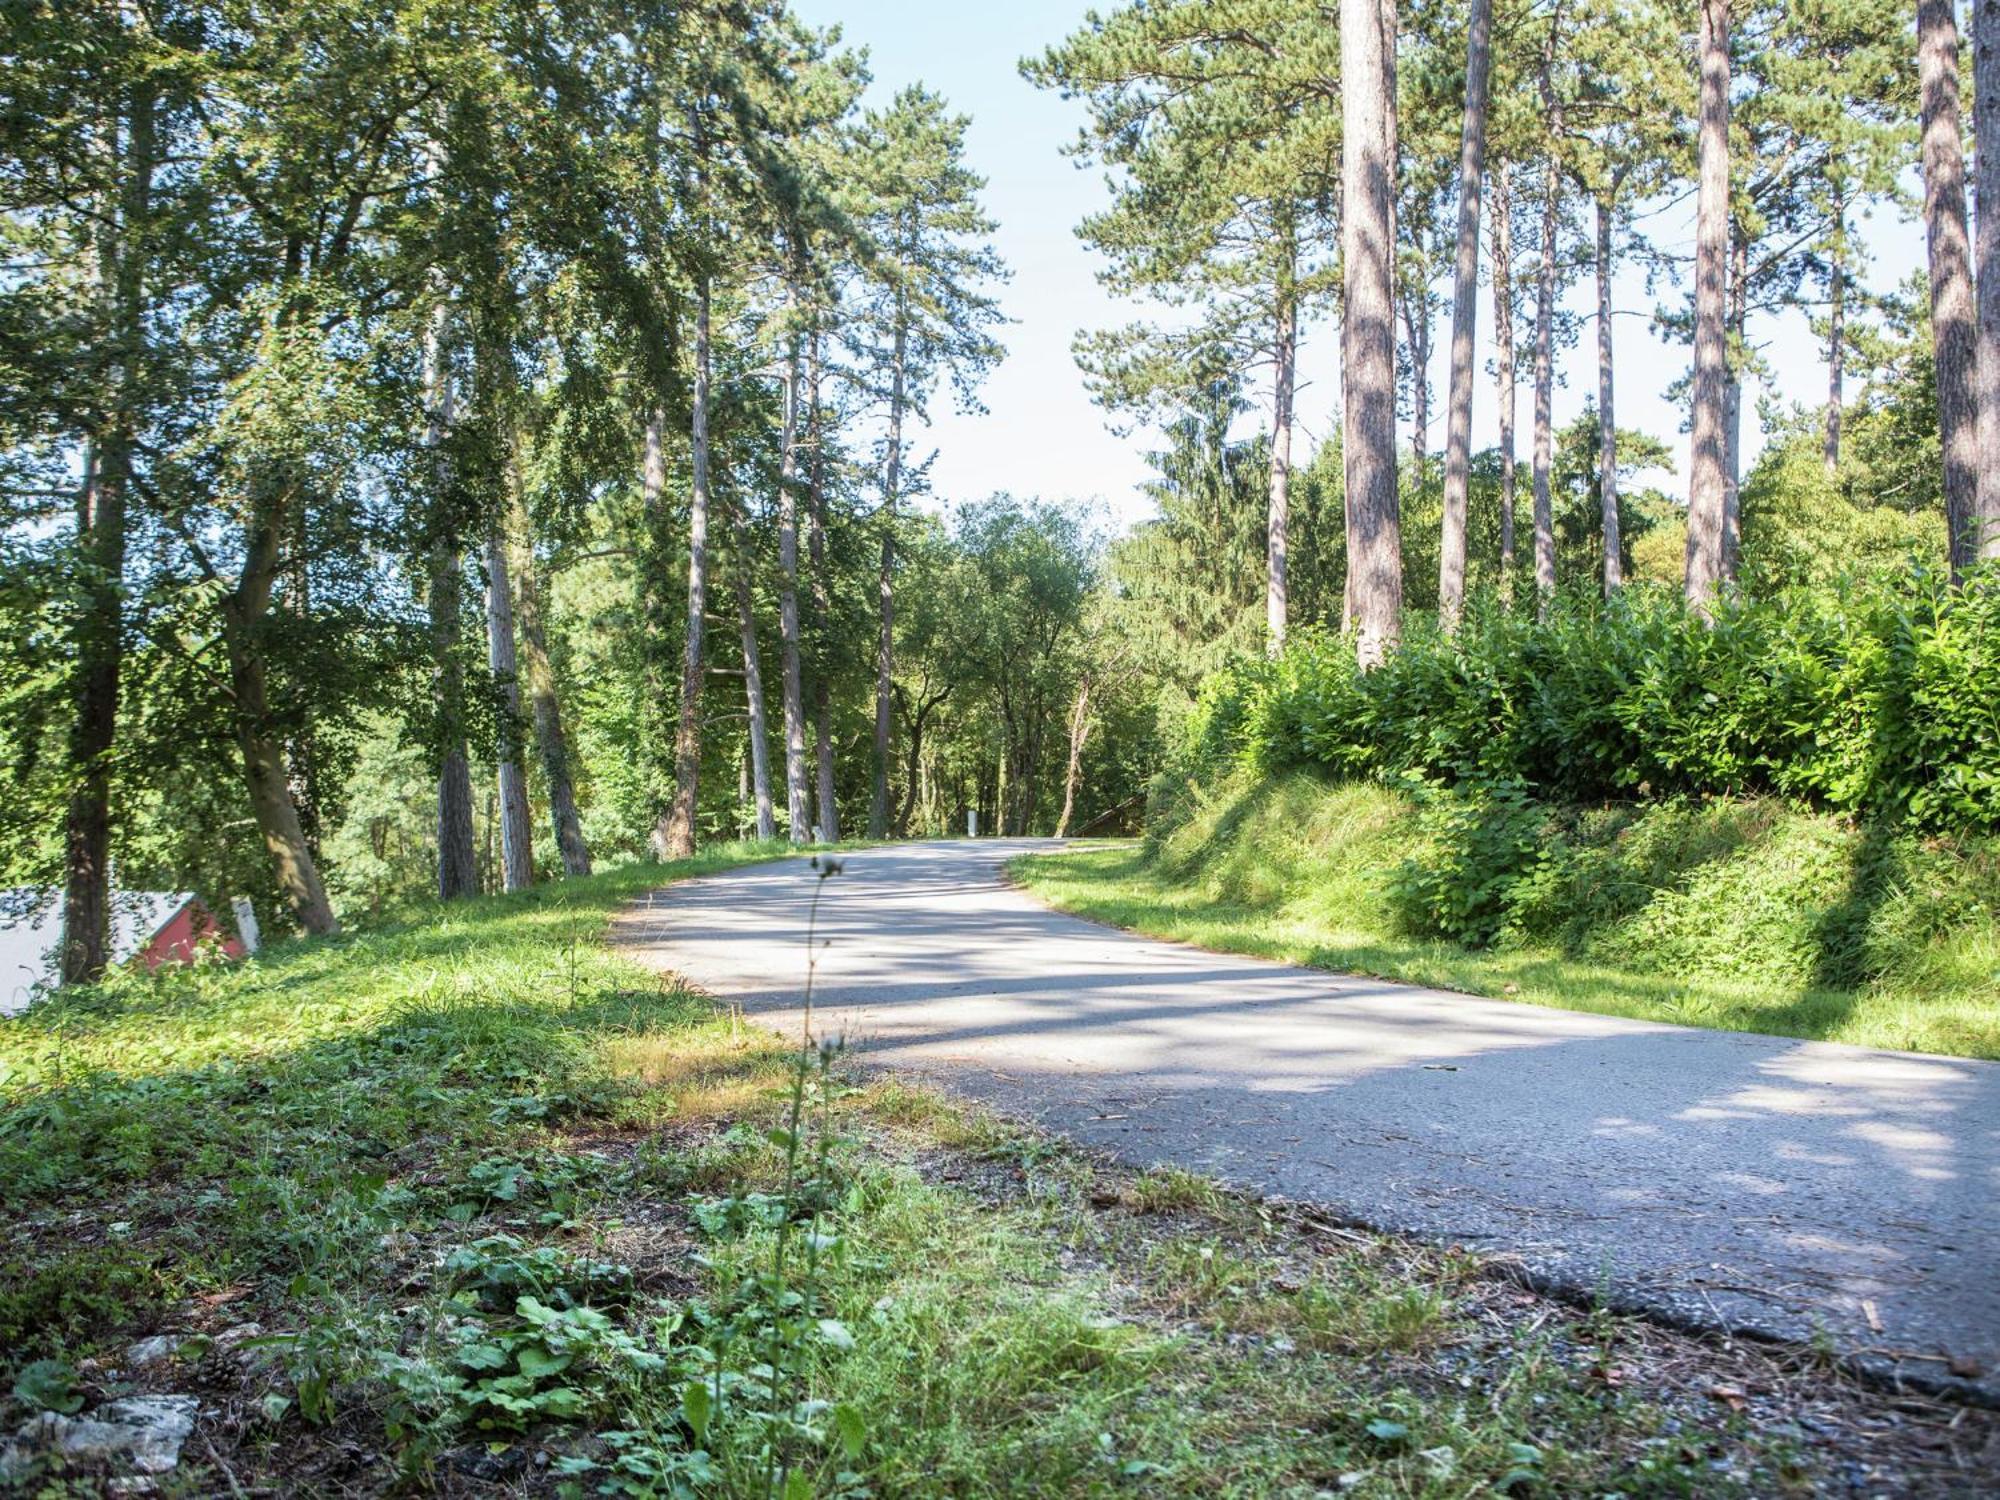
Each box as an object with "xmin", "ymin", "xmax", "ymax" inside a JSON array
[{"xmin": 852, "ymin": 88, "xmax": 1004, "ymax": 838}]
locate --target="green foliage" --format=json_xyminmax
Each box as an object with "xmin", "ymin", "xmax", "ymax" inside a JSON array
[
  {"xmin": 1025, "ymin": 770, "xmax": 2000, "ymax": 1058},
  {"xmin": 1183, "ymin": 571, "xmax": 2000, "ymax": 833}
]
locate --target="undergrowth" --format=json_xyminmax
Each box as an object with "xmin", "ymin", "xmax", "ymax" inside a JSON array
[
  {"xmin": 1015, "ymin": 770, "xmax": 2000, "ymax": 1058},
  {"xmin": 1, "ymin": 839, "xmax": 1991, "ymax": 1495}
]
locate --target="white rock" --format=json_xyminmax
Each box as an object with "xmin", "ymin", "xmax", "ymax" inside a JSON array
[
  {"xmin": 3, "ymin": 1394, "xmax": 199, "ymax": 1478},
  {"xmin": 123, "ymin": 1336, "xmax": 183, "ymax": 1369}
]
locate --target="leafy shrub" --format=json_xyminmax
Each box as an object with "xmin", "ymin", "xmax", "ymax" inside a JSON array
[
  {"xmin": 1389, "ymin": 780, "xmax": 1549, "ymax": 947},
  {"xmin": 1178, "ymin": 569, "xmax": 2000, "ymax": 832}
]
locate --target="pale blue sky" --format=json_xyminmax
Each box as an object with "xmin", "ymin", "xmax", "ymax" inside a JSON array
[{"xmin": 793, "ymin": 0, "xmax": 1929, "ymax": 530}]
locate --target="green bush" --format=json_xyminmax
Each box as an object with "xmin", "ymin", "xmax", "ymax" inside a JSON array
[{"xmin": 1178, "ymin": 569, "xmax": 2000, "ymax": 832}]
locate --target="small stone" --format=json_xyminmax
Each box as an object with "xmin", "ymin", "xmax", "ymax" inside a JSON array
[
  {"xmin": 214, "ymin": 1322, "xmax": 264, "ymax": 1353},
  {"xmin": 124, "ymin": 1336, "xmax": 183, "ymax": 1369}
]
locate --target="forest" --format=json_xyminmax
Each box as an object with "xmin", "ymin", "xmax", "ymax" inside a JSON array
[
  {"xmin": 5, "ymin": 0, "xmax": 1998, "ymax": 984},
  {"xmin": 6, "ymin": 1, "xmax": 2000, "ymax": 1494}
]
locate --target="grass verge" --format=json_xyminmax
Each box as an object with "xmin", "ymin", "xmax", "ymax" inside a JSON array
[
  {"xmin": 1011, "ymin": 772, "xmax": 2000, "ymax": 1059},
  {"xmin": 1, "ymin": 842, "xmax": 1993, "ymax": 1495}
]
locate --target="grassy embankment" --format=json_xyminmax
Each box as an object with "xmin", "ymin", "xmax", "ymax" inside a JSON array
[
  {"xmin": 1013, "ymin": 771, "xmax": 2000, "ymax": 1060},
  {"xmin": 2, "ymin": 842, "xmax": 1991, "ymax": 1495}
]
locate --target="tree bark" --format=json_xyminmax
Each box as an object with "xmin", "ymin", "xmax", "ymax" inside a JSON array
[
  {"xmin": 1530, "ymin": 177, "xmax": 1557, "ymax": 605},
  {"xmin": 484, "ymin": 521, "xmax": 534, "ymax": 892},
  {"xmin": 1438, "ymin": 0, "xmax": 1492, "ymax": 630},
  {"xmin": 1402, "ymin": 287, "xmax": 1431, "ymax": 471},
  {"xmin": 222, "ymin": 486, "xmax": 337, "ymax": 936},
  {"xmin": 1722, "ymin": 228, "xmax": 1746, "ymax": 586},
  {"xmin": 1595, "ymin": 194, "xmax": 1622, "ymax": 594},
  {"xmin": 1971, "ymin": 0, "xmax": 2000, "ymax": 562},
  {"xmin": 1267, "ymin": 212, "xmax": 1297, "ymax": 654},
  {"xmin": 1825, "ymin": 193, "xmax": 1845, "ymax": 476},
  {"xmin": 1685, "ymin": 0, "xmax": 1731, "ymax": 615},
  {"xmin": 732, "ymin": 509, "xmax": 776, "ymax": 843},
  {"xmin": 1341, "ymin": 0, "xmax": 1402, "ymax": 667},
  {"xmin": 60, "ymin": 79, "xmax": 153, "ymax": 985},
  {"xmin": 870, "ymin": 311, "xmax": 907, "ymax": 838},
  {"xmin": 807, "ymin": 331, "xmax": 839, "ymax": 842},
  {"xmin": 1055, "ymin": 674, "xmax": 1092, "ymax": 839},
  {"xmin": 775, "ymin": 326, "xmax": 809, "ymax": 842},
  {"xmin": 1920, "ymin": 0, "xmax": 1983, "ymax": 579},
  {"xmin": 1493, "ymin": 165, "xmax": 1517, "ymax": 596},
  {"xmin": 1531, "ymin": 22, "xmax": 1562, "ymax": 609},
  {"xmin": 658, "ymin": 273, "xmax": 713, "ymax": 858},
  {"xmin": 507, "ymin": 478, "xmax": 590, "ymax": 875},
  {"xmin": 424, "ymin": 300, "xmax": 478, "ymax": 899}
]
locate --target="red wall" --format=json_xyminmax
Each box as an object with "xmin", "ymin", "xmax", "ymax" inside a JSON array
[{"xmin": 138, "ymin": 900, "xmax": 246, "ymax": 970}]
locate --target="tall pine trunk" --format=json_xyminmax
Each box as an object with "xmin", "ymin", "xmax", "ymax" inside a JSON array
[
  {"xmin": 507, "ymin": 477, "xmax": 590, "ymax": 875},
  {"xmin": 658, "ymin": 274, "xmax": 713, "ymax": 858},
  {"xmin": 870, "ymin": 312, "xmax": 908, "ymax": 838},
  {"xmin": 1267, "ymin": 212, "xmax": 1297, "ymax": 654},
  {"xmin": 776, "ymin": 327, "xmax": 809, "ymax": 842},
  {"xmin": 1970, "ymin": 0, "xmax": 2000, "ymax": 561},
  {"xmin": 60, "ymin": 79, "xmax": 153, "ymax": 984},
  {"xmin": 1493, "ymin": 166, "xmax": 1518, "ymax": 595},
  {"xmin": 1722, "ymin": 229, "xmax": 1746, "ymax": 586},
  {"xmin": 1342, "ymin": 0, "xmax": 1402, "ymax": 667},
  {"xmin": 1920, "ymin": 0, "xmax": 1983, "ymax": 578},
  {"xmin": 484, "ymin": 521, "xmax": 534, "ymax": 892},
  {"xmin": 1685, "ymin": 0, "xmax": 1732, "ymax": 615},
  {"xmin": 1531, "ymin": 166, "xmax": 1559, "ymax": 606},
  {"xmin": 733, "ymin": 510, "xmax": 776, "ymax": 843},
  {"xmin": 1825, "ymin": 193, "xmax": 1845, "ymax": 475},
  {"xmin": 1438, "ymin": 0, "xmax": 1493, "ymax": 629},
  {"xmin": 807, "ymin": 331, "xmax": 839, "ymax": 842},
  {"xmin": 1595, "ymin": 194, "xmax": 1622, "ymax": 594}
]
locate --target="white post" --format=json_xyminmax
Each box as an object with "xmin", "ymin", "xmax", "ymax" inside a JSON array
[
  {"xmin": 230, "ymin": 897, "xmax": 262, "ymax": 955},
  {"xmin": 966, "ymin": 808, "xmax": 977, "ymax": 839}
]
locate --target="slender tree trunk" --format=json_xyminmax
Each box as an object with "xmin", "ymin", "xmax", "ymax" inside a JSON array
[
  {"xmin": 1407, "ymin": 292, "xmax": 1431, "ymax": 472},
  {"xmin": 807, "ymin": 331, "xmax": 839, "ymax": 841},
  {"xmin": 659, "ymin": 274, "xmax": 713, "ymax": 859},
  {"xmin": 425, "ymin": 317, "xmax": 477, "ymax": 897},
  {"xmin": 222, "ymin": 494, "xmax": 337, "ymax": 936},
  {"xmin": 60, "ymin": 80, "xmax": 153, "ymax": 985},
  {"xmin": 1596, "ymin": 194, "xmax": 1622, "ymax": 594},
  {"xmin": 1267, "ymin": 213, "xmax": 1297, "ymax": 653},
  {"xmin": 1055, "ymin": 675, "xmax": 1092, "ymax": 839},
  {"xmin": 775, "ymin": 328, "xmax": 809, "ymax": 842},
  {"xmin": 1342, "ymin": 0, "xmax": 1402, "ymax": 667},
  {"xmin": 1825, "ymin": 195, "xmax": 1845, "ymax": 476},
  {"xmin": 871, "ymin": 313, "xmax": 907, "ymax": 838},
  {"xmin": 507, "ymin": 477, "xmax": 589, "ymax": 875},
  {"xmin": 893, "ymin": 696, "xmax": 933, "ymax": 838},
  {"xmin": 484, "ymin": 521, "xmax": 534, "ymax": 892},
  {"xmin": 1438, "ymin": 0, "xmax": 1492, "ymax": 629},
  {"xmin": 1493, "ymin": 166, "xmax": 1518, "ymax": 597},
  {"xmin": 1685, "ymin": 0, "xmax": 1731, "ymax": 615},
  {"xmin": 1531, "ymin": 165, "xmax": 1559, "ymax": 606},
  {"xmin": 1977, "ymin": 0, "xmax": 2000, "ymax": 557},
  {"xmin": 732, "ymin": 511, "xmax": 776, "ymax": 843},
  {"xmin": 1722, "ymin": 229, "xmax": 1746, "ymax": 586}
]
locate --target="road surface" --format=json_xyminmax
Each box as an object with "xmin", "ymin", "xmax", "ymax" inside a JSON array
[{"xmin": 613, "ymin": 839, "xmax": 2000, "ymax": 1402}]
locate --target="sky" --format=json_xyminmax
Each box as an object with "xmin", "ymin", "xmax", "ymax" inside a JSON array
[{"xmin": 790, "ymin": 0, "xmax": 1929, "ymax": 534}]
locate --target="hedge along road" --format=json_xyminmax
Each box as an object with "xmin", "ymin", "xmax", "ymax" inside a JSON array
[{"xmin": 613, "ymin": 839, "xmax": 2000, "ymax": 1404}]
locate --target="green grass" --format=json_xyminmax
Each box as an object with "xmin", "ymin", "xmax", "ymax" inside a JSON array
[
  {"xmin": 1012, "ymin": 772, "xmax": 2000, "ymax": 1059},
  {"xmin": 1, "ymin": 836, "xmax": 1989, "ymax": 1494}
]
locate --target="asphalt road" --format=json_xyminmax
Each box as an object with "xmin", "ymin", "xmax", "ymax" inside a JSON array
[{"xmin": 613, "ymin": 839, "xmax": 2000, "ymax": 1402}]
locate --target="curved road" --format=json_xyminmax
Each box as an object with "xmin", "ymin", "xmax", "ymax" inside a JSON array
[{"xmin": 614, "ymin": 839, "xmax": 2000, "ymax": 1401}]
